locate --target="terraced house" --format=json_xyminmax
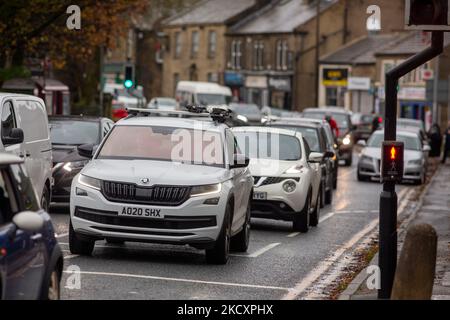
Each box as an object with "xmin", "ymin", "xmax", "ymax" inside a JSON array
[{"xmin": 161, "ymin": 0, "xmax": 270, "ymax": 97}]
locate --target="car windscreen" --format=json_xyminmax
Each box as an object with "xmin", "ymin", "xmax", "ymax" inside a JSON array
[
  {"xmin": 234, "ymin": 131, "xmax": 302, "ymax": 161},
  {"xmin": 197, "ymin": 93, "xmax": 231, "ymax": 105},
  {"xmin": 270, "ymin": 125, "xmax": 323, "ymax": 153},
  {"xmin": 97, "ymin": 125, "xmax": 225, "ymax": 168},
  {"xmin": 230, "ymin": 104, "xmax": 261, "ymax": 117},
  {"xmin": 367, "ymin": 133, "xmax": 421, "ymax": 151},
  {"xmin": 154, "ymin": 98, "xmax": 177, "ymax": 107},
  {"xmin": 304, "ymin": 111, "xmax": 350, "ymax": 130},
  {"xmin": 49, "ymin": 120, "xmax": 100, "ymax": 146}
]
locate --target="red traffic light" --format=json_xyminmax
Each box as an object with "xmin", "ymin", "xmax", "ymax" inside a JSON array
[{"xmin": 381, "ymin": 141, "xmax": 404, "ymax": 182}]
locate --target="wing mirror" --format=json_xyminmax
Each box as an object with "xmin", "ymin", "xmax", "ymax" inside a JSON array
[
  {"xmin": 324, "ymin": 151, "xmax": 335, "ymax": 159},
  {"xmin": 308, "ymin": 152, "xmax": 324, "ymax": 163},
  {"xmin": 230, "ymin": 154, "xmax": 250, "ymax": 169},
  {"xmin": 2, "ymin": 128, "xmax": 24, "ymax": 146},
  {"xmin": 78, "ymin": 144, "xmax": 95, "ymax": 159},
  {"xmin": 13, "ymin": 211, "xmax": 44, "ymax": 233}
]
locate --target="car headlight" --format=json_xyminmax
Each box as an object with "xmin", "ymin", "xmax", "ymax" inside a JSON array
[
  {"xmin": 408, "ymin": 159, "xmax": 422, "ymax": 166},
  {"xmin": 282, "ymin": 180, "xmax": 297, "ymax": 193},
  {"xmin": 284, "ymin": 165, "xmax": 303, "ymax": 174},
  {"xmin": 190, "ymin": 183, "xmax": 222, "ymax": 197},
  {"xmin": 343, "ymin": 135, "xmax": 352, "ymax": 146},
  {"xmin": 63, "ymin": 160, "xmax": 89, "ymax": 172},
  {"xmin": 78, "ymin": 174, "xmax": 101, "ymax": 191}
]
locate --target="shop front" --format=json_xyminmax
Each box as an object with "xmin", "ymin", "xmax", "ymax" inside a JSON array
[
  {"xmin": 320, "ymin": 67, "xmax": 349, "ymax": 107},
  {"xmin": 245, "ymin": 75, "xmax": 268, "ymax": 107},
  {"xmin": 224, "ymin": 72, "xmax": 245, "ymax": 102},
  {"xmin": 268, "ymin": 76, "xmax": 292, "ymax": 110}
]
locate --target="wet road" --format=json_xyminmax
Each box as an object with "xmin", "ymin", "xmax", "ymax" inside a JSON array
[{"xmin": 50, "ymin": 152, "xmax": 413, "ymax": 300}]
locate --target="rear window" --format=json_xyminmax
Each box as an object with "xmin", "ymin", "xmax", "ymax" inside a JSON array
[
  {"xmin": 50, "ymin": 120, "xmax": 100, "ymax": 146},
  {"xmin": 270, "ymin": 125, "xmax": 323, "ymax": 153}
]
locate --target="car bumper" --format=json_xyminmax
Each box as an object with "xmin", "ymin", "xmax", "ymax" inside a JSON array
[
  {"xmin": 251, "ymin": 177, "xmax": 308, "ymax": 220},
  {"xmin": 70, "ymin": 181, "xmax": 230, "ymax": 247}
]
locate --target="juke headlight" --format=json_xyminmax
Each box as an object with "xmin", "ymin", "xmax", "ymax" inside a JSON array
[
  {"xmin": 78, "ymin": 174, "xmax": 101, "ymax": 190},
  {"xmin": 190, "ymin": 183, "xmax": 222, "ymax": 197},
  {"xmin": 282, "ymin": 180, "xmax": 297, "ymax": 193}
]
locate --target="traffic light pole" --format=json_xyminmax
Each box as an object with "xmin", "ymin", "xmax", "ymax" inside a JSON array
[{"xmin": 379, "ymin": 31, "xmax": 444, "ymax": 299}]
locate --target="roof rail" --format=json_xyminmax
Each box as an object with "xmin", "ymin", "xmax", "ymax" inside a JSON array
[{"xmin": 126, "ymin": 105, "xmax": 232, "ymax": 124}]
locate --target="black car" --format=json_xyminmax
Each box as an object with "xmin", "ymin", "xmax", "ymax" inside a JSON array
[
  {"xmin": 49, "ymin": 116, "xmax": 115, "ymax": 204},
  {"xmin": 266, "ymin": 119, "xmax": 335, "ymax": 207},
  {"xmin": 302, "ymin": 108, "xmax": 355, "ymax": 166}
]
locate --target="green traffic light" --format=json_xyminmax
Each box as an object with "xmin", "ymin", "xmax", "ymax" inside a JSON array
[{"xmin": 124, "ymin": 80, "xmax": 134, "ymax": 89}]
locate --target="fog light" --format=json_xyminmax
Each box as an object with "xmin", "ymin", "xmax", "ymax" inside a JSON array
[
  {"xmin": 76, "ymin": 187, "xmax": 88, "ymax": 196},
  {"xmin": 282, "ymin": 180, "xmax": 297, "ymax": 193},
  {"xmin": 203, "ymin": 197, "xmax": 220, "ymax": 205}
]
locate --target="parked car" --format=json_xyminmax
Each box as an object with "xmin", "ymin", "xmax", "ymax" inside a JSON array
[
  {"xmin": 147, "ymin": 97, "xmax": 178, "ymax": 111},
  {"xmin": 302, "ymin": 107, "xmax": 356, "ymax": 166},
  {"xmin": 69, "ymin": 108, "xmax": 253, "ymax": 264},
  {"xmin": 0, "ymin": 93, "xmax": 53, "ymax": 211},
  {"xmin": 232, "ymin": 127, "xmax": 328, "ymax": 232},
  {"xmin": 397, "ymin": 118, "xmax": 429, "ymax": 146},
  {"xmin": 357, "ymin": 130, "xmax": 431, "ymax": 184},
  {"xmin": 0, "ymin": 153, "xmax": 63, "ymax": 300},
  {"xmin": 176, "ymin": 81, "xmax": 232, "ymax": 107},
  {"xmin": 265, "ymin": 119, "xmax": 335, "ymax": 206},
  {"xmin": 49, "ymin": 116, "xmax": 115, "ymax": 205},
  {"xmin": 228, "ymin": 103, "xmax": 263, "ymax": 125}
]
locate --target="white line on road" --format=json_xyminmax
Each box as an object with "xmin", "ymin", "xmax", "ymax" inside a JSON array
[
  {"xmin": 62, "ymin": 270, "xmax": 290, "ymax": 292},
  {"xmin": 282, "ymin": 218, "xmax": 379, "ymax": 300},
  {"xmin": 319, "ymin": 211, "xmax": 335, "ymax": 223},
  {"xmin": 64, "ymin": 254, "xmax": 79, "ymax": 260},
  {"xmin": 287, "ymin": 232, "xmax": 300, "ymax": 238},
  {"xmin": 56, "ymin": 232, "xmax": 69, "ymax": 239},
  {"xmin": 232, "ymin": 242, "xmax": 281, "ymax": 258}
]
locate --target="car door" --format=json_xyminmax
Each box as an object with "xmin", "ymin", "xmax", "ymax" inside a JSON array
[
  {"xmin": 226, "ymin": 130, "xmax": 248, "ymax": 233},
  {"xmin": 1, "ymin": 100, "xmax": 23, "ymax": 159},
  {"xmin": 0, "ymin": 166, "xmax": 43, "ymax": 299}
]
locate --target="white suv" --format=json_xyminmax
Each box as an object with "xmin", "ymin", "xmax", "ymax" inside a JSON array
[
  {"xmin": 232, "ymin": 127, "xmax": 328, "ymax": 233},
  {"xmin": 69, "ymin": 108, "xmax": 253, "ymax": 264}
]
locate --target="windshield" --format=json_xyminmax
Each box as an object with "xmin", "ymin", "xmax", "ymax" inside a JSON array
[
  {"xmin": 50, "ymin": 120, "xmax": 100, "ymax": 146},
  {"xmin": 270, "ymin": 125, "xmax": 323, "ymax": 153},
  {"xmin": 234, "ymin": 131, "xmax": 302, "ymax": 161},
  {"xmin": 154, "ymin": 98, "xmax": 177, "ymax": 107},
  {"xmin": 97, "ymin": 126, "xmax": 225, "ymax": 168},
  {"xmin": 367, "ymin": 133, "xmax": 421, "ymax": 151},
  {"xmin": 304, "ymin": 112, "xmax": 350, "ymax": 130},
  {"xmin": 197, "ymin": 93, "xmax": 231, "ymax": 106},
  {"xmin": 230, "ymin": 104, "xmax": 261, "ymax": 117}
]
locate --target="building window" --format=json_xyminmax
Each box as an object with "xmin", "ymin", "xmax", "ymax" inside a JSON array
[
  {"xmin": 276, "ymin": 40, "xmax": 289, "ymax": 70},
  {"xmin": 208, "ymin": 31, "xmax": 217, "ymax": 58},
  {"xmin": 174, "ymin": 32, "xmax": 181, "ymax": 59},
  {"xmin": 253, "ymin": 41, "xmax": 264, "ymax": 70},
  {"xmin": 231, "ymin": 40, "xmax": 242, "ymax": 70},
  {"xmin": 326, "ymin": 87, "xmax": 338, "ymax": 106},
  {"xmin": 173, "ymin": 73, "xmax": 180, "ymax": 95},
  {"xmin": 207, "ymin": 72, "xmax": 218, "ymax": 83},
  {"xmin": 191, "ymin": 31, "xmax": 199, "ymax": 58}
]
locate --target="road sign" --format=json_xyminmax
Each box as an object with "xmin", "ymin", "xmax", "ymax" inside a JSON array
[{"xmin": 381, "ymin": 141, "xmax": 404, "ymax": 182}]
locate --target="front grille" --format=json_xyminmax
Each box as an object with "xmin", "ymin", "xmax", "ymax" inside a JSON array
[
  {"xmin": 75, "ymin": 207, "xmax": 217, "ymax": 230},
  {"xmin": 102, "ymin": 181, "xmax": 191, "ymax": 206},
  {"xmin": 253, "ymin": 176, "xmax": 300, "ymax": 186}
]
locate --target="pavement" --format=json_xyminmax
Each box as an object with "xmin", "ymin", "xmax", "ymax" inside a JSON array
[
  {"xmin": 340, "ymin": 160, "xmax": 450, "ymax": 300},
  {"xmin": 48, "ymin": 152, "xmax": 424, "ymax": 300}
]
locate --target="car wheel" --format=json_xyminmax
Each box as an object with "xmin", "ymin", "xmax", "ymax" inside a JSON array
[
  {"xmin": 206, "ymin": 203, "xmax": 232, "ymax": 265},
  {"xmin": 231, "ymin": 198, "xmax": 251, "ymax": 253},
  {"xmin": 41, "ymin": 185, "xmax": 50, "ymax": 212},
  {"xmin": 309, "ymin": 191, "xmax": 320, "ymax": 227},
  {"xmin": 325, "ymin": 185, "xmax": 333, "ymax": 205},
  {"xmin": 69, "ymin": 221, "xmax": 95, "ymax": 256},
  {"xmin": 40, "ymin": 266, "xmax": 60, "ymax": 300},
  {"xmin": 293, "ymin": 192, "xmax": 310, "ymax": 233},
  {"xmin": 106, "ymin": 239, "xmax": 125, "ymax": 245}
]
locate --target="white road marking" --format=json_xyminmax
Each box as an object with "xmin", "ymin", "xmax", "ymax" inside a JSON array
[
  {"xmin": 282, "ymin": 186, "xmax": 414, "ymax": 300},
  {"xmin": 282, "ymin": 218, "xmax": 379, "ymax": 300},
  {"xmin": 232, "ymin": 243, "xmax": 281, "ymax": 258},
  {"xmin": 56, "ymin": 232, "xmax": 69, "ymax": 239},
  {"xmin": 319, "ymin": 211, "xmax": 335, "ymax": 223},
  {"xmin": 287, "ymin": 232, "xmax": 300, "ymax": 238},
  {"xmin": 64, "ymin": 254, "xmax": 79, "ymax": 260},
  {"xmin": 62, "ymin": 270, "xmax": 290, "ymax": 292}
]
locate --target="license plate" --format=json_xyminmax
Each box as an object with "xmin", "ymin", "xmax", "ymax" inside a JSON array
[
  {"xmin": 119, "ymin": 207, "xmax": 164, "ymax": 219},
  {"xmin": 253, "ymin": 192, "xmax": 267, "ymax": 200}
]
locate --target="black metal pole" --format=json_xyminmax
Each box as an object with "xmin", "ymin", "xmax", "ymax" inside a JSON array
[{"xmin": 379, "ymin": 31, "xmax": 444, "ymax": 299}]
